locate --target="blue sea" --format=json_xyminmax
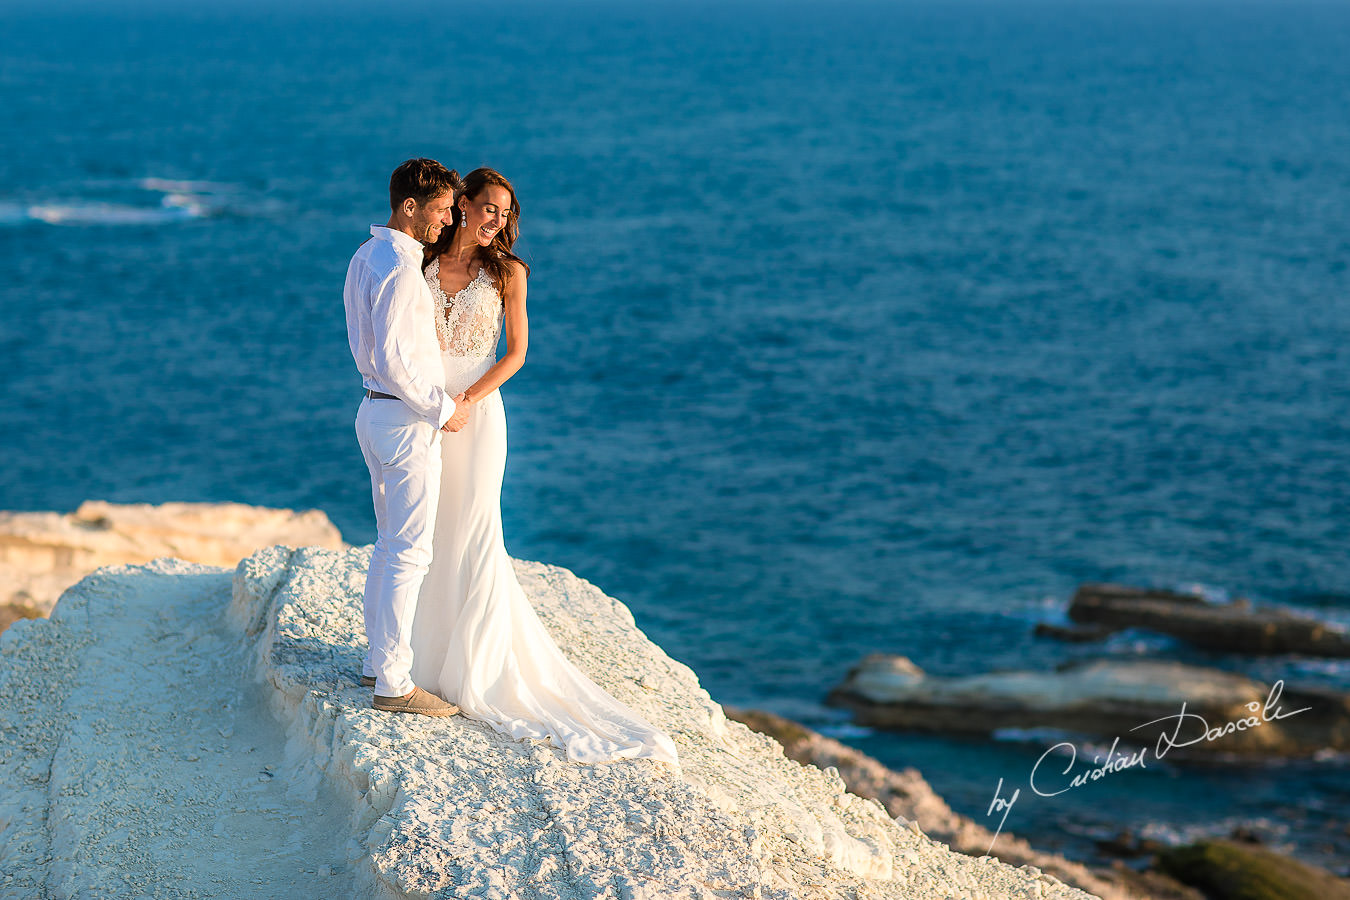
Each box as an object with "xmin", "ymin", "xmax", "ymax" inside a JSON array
[{"xmin": 3, "ymin": 0, "xmax": 1348, "ymax": 874}]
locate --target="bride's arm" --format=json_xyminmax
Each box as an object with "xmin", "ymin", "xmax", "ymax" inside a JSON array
[{"xmin": 463, "ymin": 261, "xmax": 528, "ymax": 404}]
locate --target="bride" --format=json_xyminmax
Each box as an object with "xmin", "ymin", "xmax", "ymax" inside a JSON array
[{"xmin": 409, "ymin": 167, "xmax": 678, "ymax": 766}]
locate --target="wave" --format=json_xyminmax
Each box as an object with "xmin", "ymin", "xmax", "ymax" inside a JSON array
[
  {"xmin": 136, "ymin": 177, "xmax": 237, "ymax": 193},
  {"xmin": 0, "ymin": 177, "xmax": 271, "ymax": 227},
  {"xmin": 1171, "ymin": 581, "xmax": 1231, "ymax": 604},
  {"xmin": 991, "ymin": 726, "xmax": 1083, "ymax": 745},
  {"xmin": 815, "ymin": 722, "xmax": 875, "ymax": 741},
  {"xmin": 25, "ymin": 199, "xmax": 206, "ymax": 226}
]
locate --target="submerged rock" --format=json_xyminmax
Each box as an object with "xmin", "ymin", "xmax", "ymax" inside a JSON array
[
  {"xmin": 1065, "ymin": 583, "xmax": 1350, "ymax": 657},
  {"xmin": 829, "ymin": 654, "xmax": 1350, "ymax": 760},
  {"xmin": 1155, "ymin": 839, "xmax": 1350, "ymax": 900}
]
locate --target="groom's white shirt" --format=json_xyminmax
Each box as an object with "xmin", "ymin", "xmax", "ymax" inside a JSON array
[{"xmin": 344, "ymin": 225, "xmax": 456, "ymax": 427}]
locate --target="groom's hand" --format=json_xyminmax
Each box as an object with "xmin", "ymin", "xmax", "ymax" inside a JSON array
[{"xmin": 441, "ymin": 394, "xmax": 470, "ymax": 432}]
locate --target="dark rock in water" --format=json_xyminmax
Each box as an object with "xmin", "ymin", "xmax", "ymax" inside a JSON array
[
  {"xmin": 1155, "ymin": 839, "xmax": 1350, "ymax": 900},
  {"xmin": 1034, "ymin": 621, "xmax": 1124, "ymax": 642},
  {"xmin": 1094, "ymin": 830, "xmax": 1169, "ymax": 859},
  {"xmin": 1103, "ymin": 862, "xmax": 1207, "ymax": 900},
  {"xmin": 828, "ymin": 654, "xmax": 1350, "ymax": 760},
  {"xmin": 1068, "ymin": 583, "xmax": 1350, "ymax": 657},
  {"xmin": 1227, "ymin": 825, "xmax": 1266, "ymax": 846}
]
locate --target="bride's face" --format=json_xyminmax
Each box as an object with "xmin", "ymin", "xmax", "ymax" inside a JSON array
[{"xmin": 459, "ymin": 185, "xmax": 514, "ymax": 247}]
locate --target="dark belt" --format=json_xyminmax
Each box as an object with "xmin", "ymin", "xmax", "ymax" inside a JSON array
[{"xmin": 365, "ymin": 389, "xmax": 399, "ymax": 401}]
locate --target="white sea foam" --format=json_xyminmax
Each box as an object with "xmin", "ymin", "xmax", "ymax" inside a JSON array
[
  {"xmin": 1172, "ymin": 581, "xmax": 1231, "ymax": 604},
  {"xmin": 817, "ymin": 721, "xmax": 877, "ymax": 740},
  {"xmin": 1101, "ymin": 627, "xmax": 1179, "ymax": 654},
  {"xmin": 1290, "ymin": 658, "xmax": 1350, "ymax": 677},
  {"xmin": 26, "ymin": 201, "xmax": 204, "ymax": 225},
  {"xmin": 0, "ymin": 176, "xmax": 257, "ymax": 227},
  {"xmin": 992, "ymin": 727, "xmax": 1083, "ymax": 745},
  {"xmin": 138, "ymin": 177, "xmax": 237, "ymax": 193},
  {"xmin": 1137, "ymin": 816, "xmax": 1290, "ymax": 848}
]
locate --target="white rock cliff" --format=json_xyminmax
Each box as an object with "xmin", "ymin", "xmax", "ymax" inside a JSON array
[{"xmin": 0, "ymin": 546, "xmax": 1100, "ymax": 899}]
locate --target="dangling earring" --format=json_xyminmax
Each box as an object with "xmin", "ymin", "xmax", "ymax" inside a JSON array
[{"xmin": 461, "ymin": 212, "xmax": 468, "ymax": 228}]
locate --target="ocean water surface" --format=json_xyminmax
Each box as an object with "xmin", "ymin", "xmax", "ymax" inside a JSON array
[{"xmin": 2, "ymin": 0, "xmax": 1348, "ymax": 872}]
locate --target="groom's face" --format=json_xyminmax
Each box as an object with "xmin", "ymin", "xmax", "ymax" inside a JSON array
[{"xmin": 409, "ymin": 192, "xmax": 455, "ymax": 244}]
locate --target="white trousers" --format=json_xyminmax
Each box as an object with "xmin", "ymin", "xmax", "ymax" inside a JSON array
[{"xmin": 355, "ymin": 397, "xmax": 442, "ymax": 697}]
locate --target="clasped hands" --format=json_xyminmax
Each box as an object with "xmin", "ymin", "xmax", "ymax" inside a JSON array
[{"xmin": 441, "ymin": 393, "xmax": 472, "ymax": 433}]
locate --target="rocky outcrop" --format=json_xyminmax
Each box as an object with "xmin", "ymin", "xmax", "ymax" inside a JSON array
[
  {"xmin": 1061, "ymin": 583, "xmax": 1350, "ymax": 657},
  {"xmin": 719, "ymin": 714, "xmax": 1340, "ymax": 900},
  {"xmin": 1155, "ymin": 839, "xmax": 1350, "ymax": 900},
  {"xmin": 0, "ymin": 501, "xmax": 345, "ymax": 623},
  {"xmin": 725, "ymin": 708, "xmax": 1153, "ymax": 900},
  {"xmin": 829, "ymin": 655, "xmax": 1350, "ymax": 760},
  {"xmin": 0, "ymin": 547, "xmax": 1100, "ymax": 899}
]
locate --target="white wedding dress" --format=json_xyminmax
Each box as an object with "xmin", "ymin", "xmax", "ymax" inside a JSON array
[{"xmin": 409, "ymin": 258, "xmax": 678, "ymax": 765}]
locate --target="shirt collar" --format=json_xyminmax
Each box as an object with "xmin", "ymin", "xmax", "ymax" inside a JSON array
[{"xmin": 370, "ymin": 225, "xmax": 425, "ymax": 256}]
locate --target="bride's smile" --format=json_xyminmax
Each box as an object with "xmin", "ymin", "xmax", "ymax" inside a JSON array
[{"xmin": 459, "ymin": 186, "xmax": 512, "ymax": 249}]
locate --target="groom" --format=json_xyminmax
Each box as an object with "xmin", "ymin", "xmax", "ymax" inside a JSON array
[{"xmin": 344, "ymin": 158, "xmax": 469, "ymax": 717}]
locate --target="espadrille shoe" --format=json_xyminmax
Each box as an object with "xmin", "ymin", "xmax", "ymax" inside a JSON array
[
  {"xmin": 360, "ymin": 675, "xmax": 376, "ymax": 687},
  {"xmin": 372, "ymin": 686, "xmax": 459, "ymax": 717}
]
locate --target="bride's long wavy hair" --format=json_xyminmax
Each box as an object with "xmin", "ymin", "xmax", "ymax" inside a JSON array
[{"xmin": 423, "ymin": 167, "xmax": 529, "ymax": 293}]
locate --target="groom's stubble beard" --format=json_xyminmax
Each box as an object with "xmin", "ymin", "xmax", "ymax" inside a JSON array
[{"xmin": 413, "ymin": 219, "xmax": 443, "ymax": 244}]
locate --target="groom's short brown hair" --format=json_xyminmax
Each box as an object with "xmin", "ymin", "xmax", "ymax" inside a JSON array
[{"xmin": 389, "ymin": 158, "xmax": 457, "ymax": 211}]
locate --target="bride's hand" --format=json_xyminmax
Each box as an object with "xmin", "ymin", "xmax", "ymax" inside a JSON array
[{"xmin": 441, "ymin": 393, "xmax": 471, "ymax": 432}]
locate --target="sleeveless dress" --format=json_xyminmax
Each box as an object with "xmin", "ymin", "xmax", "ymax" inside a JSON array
[{"xmin": 409, "ymin": 258, "xmax": 678, "ymax": 765}]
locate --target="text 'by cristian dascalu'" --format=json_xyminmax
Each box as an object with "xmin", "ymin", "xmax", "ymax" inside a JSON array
[{"xmin": 980, "ymin": 680, "xmax": 1310, "ymax": 853}]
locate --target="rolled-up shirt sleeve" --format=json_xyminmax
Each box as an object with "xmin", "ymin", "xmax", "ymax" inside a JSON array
[{"xmin": 369, "ymin": 265, "xmax": 456, "ymax": 427}]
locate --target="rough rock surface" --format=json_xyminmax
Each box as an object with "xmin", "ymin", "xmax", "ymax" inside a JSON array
[
  {"xmin": 0, "ymin": 544, "xmax": 1106, "ymax": 899},
  {"xmin": 1066, "ymin": 583, "xmax": 1350, "ymax": 657},
  {"xmin": 232, "ymin": 545, "xmax": 1102, "ymax": 899},
  {"xmin": 829, "ymin": 654, "xmax": 1350, "ymax": 760},
  {"xmin": 0, "ymin": 501, "xmax": 345, "ymax": 622},
  {"xmin": 724, "ymin": 708, "xmax": 1150, "ymax": 900},
  {"xmin": 0, "ymin": 560, "xmax": 357, "ymax": 898}
]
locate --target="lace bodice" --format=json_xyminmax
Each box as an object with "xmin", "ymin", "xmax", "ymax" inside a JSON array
[{"xmin": 426, "ymin": 258, "xmax": 503, "ymax": 360}]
